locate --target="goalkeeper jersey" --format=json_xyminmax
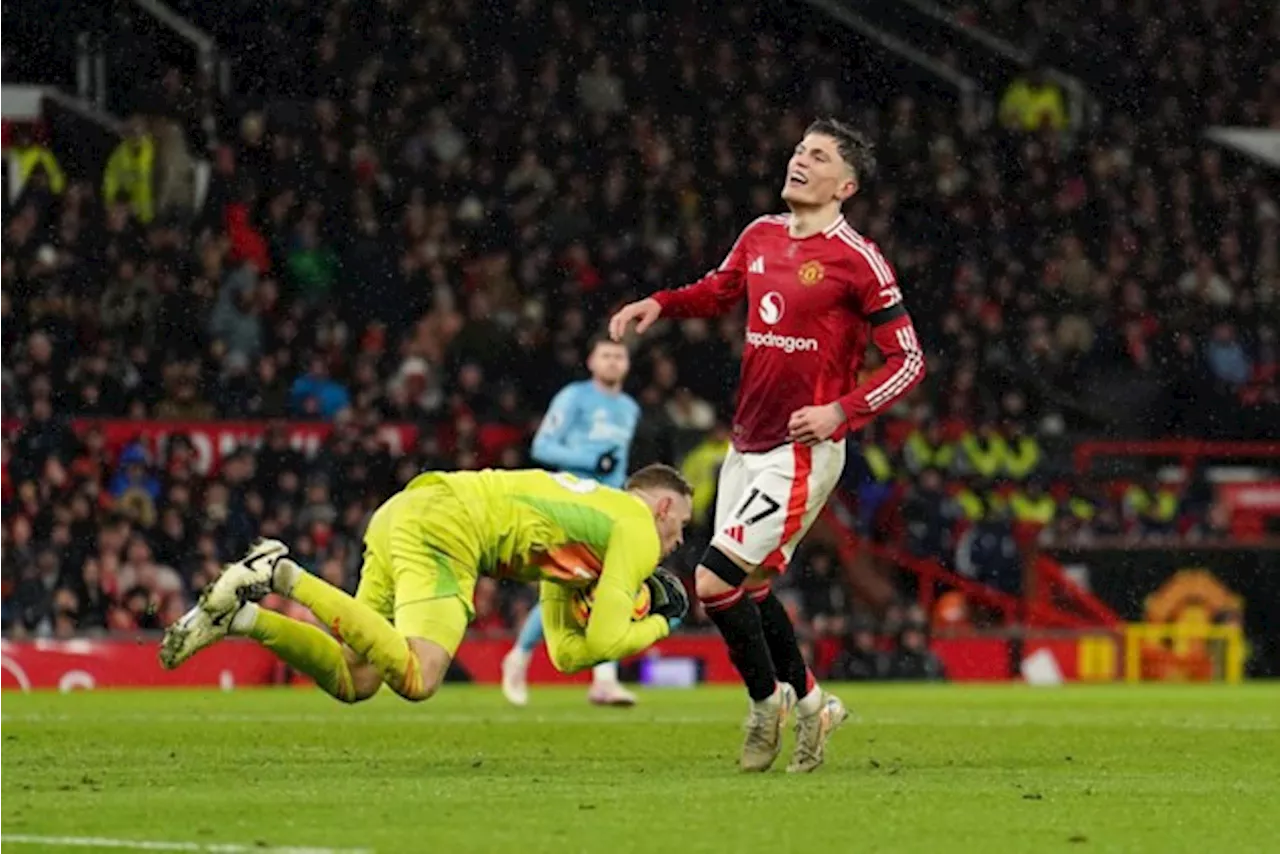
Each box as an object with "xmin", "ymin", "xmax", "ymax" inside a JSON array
[{"xmin": 404, "ymin": 468, "xmax": 670, "ymax": 672}]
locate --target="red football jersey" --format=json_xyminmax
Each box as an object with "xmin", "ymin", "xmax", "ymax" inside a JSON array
[{"xmin": 653, "ymin": 213, "xmax": 924, "ymax": 452}]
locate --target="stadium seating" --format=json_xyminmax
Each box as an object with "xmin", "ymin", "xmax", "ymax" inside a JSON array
[{"xmin": 3, "ymin": 0, "xmax": 1275, "ymax": 671}]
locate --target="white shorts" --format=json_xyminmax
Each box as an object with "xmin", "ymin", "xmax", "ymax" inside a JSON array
[{"xmin": 711, "ymin": 440, "xmax": 847, "ymax": 572}]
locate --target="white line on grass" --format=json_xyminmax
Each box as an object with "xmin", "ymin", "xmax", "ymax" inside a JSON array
[{"xmin": 0, "ymin": 835, "xmax": 372, "ymax": 854}]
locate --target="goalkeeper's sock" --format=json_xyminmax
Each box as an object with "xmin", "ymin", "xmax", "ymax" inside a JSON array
[
  {"xmin": 516, "ymin": 603, "xmax": 545, "ymax": 654},
  {"xmin": 750, "ymin": 587, "xmax": 821, "ymax": 714},
  {"xmin": 286, "ymin": 567, "xmax": 431, "ymax": 700},
  {"xmin": 233, "ymin": 604, "xmax": 358, "ymax": 702},
  {"xmin": 701, "ymin": 587, "xmax": 777, "ymax": 702}
]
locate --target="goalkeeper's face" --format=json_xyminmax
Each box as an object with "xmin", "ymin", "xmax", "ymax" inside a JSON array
[{"xmin": 652, "ymin": 491, "xmax": 693, "ymax": 557}]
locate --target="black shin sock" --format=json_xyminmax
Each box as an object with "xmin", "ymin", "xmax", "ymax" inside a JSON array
[
  {"xmin": 752, "ymin": 589, "xmax": 814, "ymax": 700},
  {"xmin": 701, "ymin": 588, "xmax": 777, "ymax": 702}
]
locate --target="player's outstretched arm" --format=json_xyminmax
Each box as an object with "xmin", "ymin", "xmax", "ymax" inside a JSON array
[{"xmin": 610, "ymin": 219, "xmax": 763, "ymax": 339}]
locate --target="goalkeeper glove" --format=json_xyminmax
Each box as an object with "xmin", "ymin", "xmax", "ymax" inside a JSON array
[
  {"xmin": 595, "ymin": 448, "xmax": 619, "ymax": 476},
  {"xmin": 646, "ymin": 567, "xmax": 689, "ymax": 627}
]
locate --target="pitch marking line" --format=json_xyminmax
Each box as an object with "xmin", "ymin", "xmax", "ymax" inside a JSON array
[{"xmin": 0, "ymin": 835, "xmax": 373, "ymax": 854}]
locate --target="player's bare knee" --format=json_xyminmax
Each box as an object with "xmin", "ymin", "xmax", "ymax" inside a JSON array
[
  {"xmin": 398, "ymin": 637, "xmax": 450, "ymax": 703},
  {"xmin": 694, "ymin": 565, "xmax": 732, "ymax": 600},
  {"xmin": 347, "ymin": 662, "xmax": 383, "ymax": 703}
]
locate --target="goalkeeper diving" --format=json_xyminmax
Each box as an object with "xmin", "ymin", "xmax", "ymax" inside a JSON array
[{"xmin": 159, "ymin": 465, "xmax": 693, "ymax": 703}]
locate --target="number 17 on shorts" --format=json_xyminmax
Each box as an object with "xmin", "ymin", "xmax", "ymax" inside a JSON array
[{"xmin": 711, "ymin": 441, "xmax": 847, "ymax": 571}]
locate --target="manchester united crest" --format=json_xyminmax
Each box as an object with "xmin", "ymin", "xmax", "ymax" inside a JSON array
[{"xmin": 798, "ymin": 260, "xmax": 825, "ymax": 286}]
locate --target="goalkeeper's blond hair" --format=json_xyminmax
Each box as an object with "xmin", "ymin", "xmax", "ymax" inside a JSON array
[{"xmin": 625, "ymin": 463, "xmax": 693, "ymax": 497}]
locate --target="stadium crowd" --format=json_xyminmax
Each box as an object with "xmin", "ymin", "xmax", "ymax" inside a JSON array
[
  {"xmin": 3, "ymin": 1, "xmax": 1275, "ymax": 676},
  {"xmin": 950, "ymin": 0, "xmax": 1278, "ymax": 125}
]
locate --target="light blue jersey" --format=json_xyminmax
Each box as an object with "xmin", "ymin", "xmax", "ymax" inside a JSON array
[
  {"xmin": 530, "ymin": 380, "xmax": 640, "ymax": 489},
  {"xmin": 512, "ymin": 379, "xmax": 643, "ymax": 690}
]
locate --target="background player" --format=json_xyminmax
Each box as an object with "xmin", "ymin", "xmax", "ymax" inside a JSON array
[
  {"xmin": 502, "ymin": 337, "xmax": 642, "ymax": 707},
  {"xmin": 159, "ymin": 465, "xmax": 692, "ymax": 704},
  {"xmin": 609, "ymin": 118, "xmax": 925, "ymax": 772}
]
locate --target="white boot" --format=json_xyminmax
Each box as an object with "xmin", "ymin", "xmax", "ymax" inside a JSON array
[
  {"xmin": 587, "ymin": 661, "xmax": 636, "ymax": 707},
  {"xmin": 501, "ymin": 648, "xmax": 531, "ymax": 707}
]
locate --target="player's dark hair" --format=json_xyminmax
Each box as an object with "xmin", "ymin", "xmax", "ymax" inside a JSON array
[
  {"xmin": 588, "ymin": 334, "xmax": 626, "ymax": 354},
  {"xmin": 625, "ymin": 463, "xmax": 693, "ymax": 497},
  {"xmin": 806, "ymin": 118, "xmax": 876, "ymax": 184}
]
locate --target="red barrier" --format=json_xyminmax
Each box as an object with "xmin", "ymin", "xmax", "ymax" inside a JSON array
[
  {"xmin": 3, "ymin": 634, "xmax": 1029, "ymax": 692},
  {"xmin": 0, "ymin": 418, "xmax": 420, "ymax": 475},
  {"xmin": 931, "ymin": 637, "xmax": 1010, "ymax": 680},
  {"xmin": 1, "ymin": 638, "xmax": 280, "ymax": 691}
]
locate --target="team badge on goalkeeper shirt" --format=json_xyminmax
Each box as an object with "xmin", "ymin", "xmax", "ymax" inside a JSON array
[{"xmin": 798, "ymin": 260, "xmax": 825, "ymax": 285}]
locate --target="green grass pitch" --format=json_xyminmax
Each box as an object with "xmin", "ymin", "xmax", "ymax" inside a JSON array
[{"xmin": 3, "ymin": 684, "xmax": 1278, "ymax": 853}]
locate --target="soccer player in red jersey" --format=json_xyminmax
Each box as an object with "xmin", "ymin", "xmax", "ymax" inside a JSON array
[{"xmin": 609, "ymin": 119, "xmax": 925, "ymax": 772}]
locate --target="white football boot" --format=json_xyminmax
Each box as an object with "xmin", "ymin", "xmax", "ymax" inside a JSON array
[
  {"xmin": 587, "ymin": 661, "xmax": 636, "ymax": 706},
  {"xmin": 787, "ymin": 691, "xmax": 850, "ymax": 773},
  {"xmin": 740, "ymin": 682, "xmax": 796, "ymax": 771},
  {"xmin": 501, "ymin": 648, "xmax": 531, "ymax": 707},
  {"xmin": 202, "ymin": 538, "xmax": 290, "ymax": 613},
  {"xmin": 158, "ymin": 539, "xmax": 289, "ymax": 670},
  {"xmin": 158, "ymin": 603, "xmax": 231, "ymax": 670},
  {"xmin": 587, "ymin": 681, "xmax": 637, "ymax": 707}
]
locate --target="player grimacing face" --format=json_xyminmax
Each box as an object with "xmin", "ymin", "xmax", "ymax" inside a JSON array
[
  {"xmin": 780, "ymin": 132, "xmax": 857, "ymax": 209},
  {"xmin": 588, "ymin": 342, "xmax": 630, "ymax": 388}
]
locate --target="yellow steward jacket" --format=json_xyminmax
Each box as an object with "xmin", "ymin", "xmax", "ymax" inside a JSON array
[{"xmin": 103, "ymin": 136, "xmax": 156, "ymax": 223}]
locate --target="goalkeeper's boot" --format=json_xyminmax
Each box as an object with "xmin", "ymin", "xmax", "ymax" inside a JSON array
[
  {"xmin": 501, "ymin": 648, "xmax": 531, "ymax": 707},
  {"xmin": 588, "ymin": 680, "xmax": 637, "ymax": 707},
  {"xmin": 159, "ymin": 539, "xmax": 288, "ymax": 670},
  {"xmin": 159, "ymin": 601, "xmax": 233, "ymax": 670},
  {"xmin": 787, "ymin": 691, "xmax": 850, "ymax": 773},
  {"xmin": 202, "ymin": 538, "xmax": 290, "ymax": 614},
  {"xmin": 740, "ymin": 682, "xmax": 796, "ymax": 772}
]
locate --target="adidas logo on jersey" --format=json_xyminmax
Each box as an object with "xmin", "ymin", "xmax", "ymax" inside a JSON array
[
  {"xmin": 724, "ymin": 524, "xmax": 745, "ymax": 544},
  {"xmin": 748, "ymin": 257, "xmax": 765, "ymax": 274}
]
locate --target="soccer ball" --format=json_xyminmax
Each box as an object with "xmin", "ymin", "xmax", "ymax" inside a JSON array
[{"xmin": 570, "ymin": 581, "xmax": 652, "ymax": 628}]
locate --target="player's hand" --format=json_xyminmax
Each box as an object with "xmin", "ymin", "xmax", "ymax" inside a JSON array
[
  {"xmin": 787, "ymin": 402, "xmax": 846, "ymax": 446},
  {"xmin": 646, "ymin": 567, "xmax": 689, "ymax": 627},
  {"xmin": 595, "ymin": 448, "xmax": 619, "ymax": 475},
  {"xmin": 608, "ymin": 298, "xmax": 662, "ymax": 341}
]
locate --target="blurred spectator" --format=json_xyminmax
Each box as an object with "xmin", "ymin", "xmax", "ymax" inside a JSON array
[
  {"xmin": 103, "ymin": 116, "xmax": 157, "ymax": 223},
  {"xmin": 831, "ymin": 619, "xmax": 890, "ymax": 681},
  {"xmin": 886, "ymin": 621, "xmax": 947, "ymax": 681},
  {"xmin": 9, "ymin": 126, "xmax": 66, "ymax": 197},
  {"xmin": 290, "ymin": 356, "xmax": 350, "ymax": 419},
  {"xmin": 1205, "ymin": 323, "xmax": 1251, "ymax": 388},
  {"xmin": 680, "ymin": 419, "xmax": 731, "ymax": 531},
  {"xmin": 956, "ymin": 504, "xmax": 1023, "ymax": 597},
  {"xmin": 903, "ymin": 467, "xmax": 955, "ymax": 564},
  {"xmin": 999, "ymin": 65, "xmax": 1068, "ymax": 132}
]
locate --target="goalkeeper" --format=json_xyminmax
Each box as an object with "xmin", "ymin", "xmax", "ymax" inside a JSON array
[{"xmin": 160, "ymin": 465, "xmax": 692, "ymax": 704}]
